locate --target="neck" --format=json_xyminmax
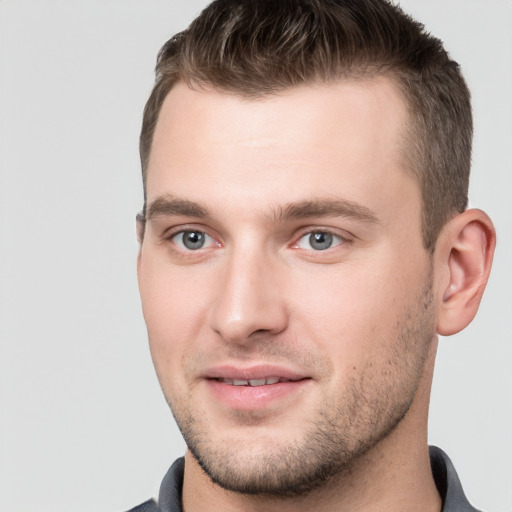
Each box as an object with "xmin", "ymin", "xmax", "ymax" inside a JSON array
[{"xmin": 182, "ymin": 341, "xmax": 441, "ymax": 512}]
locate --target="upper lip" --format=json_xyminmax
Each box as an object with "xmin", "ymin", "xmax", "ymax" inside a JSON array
[{"xmin": 203, "ymin": 364, "xmax": 309, "ymax": 381}]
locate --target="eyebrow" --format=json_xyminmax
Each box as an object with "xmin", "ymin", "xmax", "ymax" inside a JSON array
[
  {"xmin": 272, "ymin": 199, "xmax": 379, "ymax": 224},
  {"xmin": 143, "ymin": 195, "xmax": 379, "ymax": 225},
  {"xmin": 145, "ymin": 195, "xmax": 208, "ymax": 220}
]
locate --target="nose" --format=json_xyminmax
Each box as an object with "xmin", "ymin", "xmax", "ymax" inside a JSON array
[{"xmin": 208, "ymin": 247, "xmax": 289, "ymax": 345}]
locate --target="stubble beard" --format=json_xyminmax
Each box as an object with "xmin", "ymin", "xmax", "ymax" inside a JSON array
[{"xmin": 163, "ymin": 277, "xmax": 436, "ymax": 498}]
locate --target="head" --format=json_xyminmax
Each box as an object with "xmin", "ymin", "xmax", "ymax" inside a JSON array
[
  {"xmin": 137, "ymin": 0, "xmax": 495, "ymax": 503},
  {"xmin": 140, "ymin": 0, "xmax": 473, "ymax": 251}
]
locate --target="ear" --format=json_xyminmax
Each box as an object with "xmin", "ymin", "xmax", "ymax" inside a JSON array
[
  {"xmin": 136, "ymin": 213, "xmax": 145, "ymax": 278},
  {"xmin": 435, "ymin": 209, "xmax": 496, "ymax": 336},
  {"xmin": 136, "ymin": 212, "xmax": 146, "ymax": 244}
]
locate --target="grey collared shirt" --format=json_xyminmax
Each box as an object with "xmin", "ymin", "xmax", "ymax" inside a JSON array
[{"xmin": 127, "ymin": 446, "xmax": 481, "ymax": 512}]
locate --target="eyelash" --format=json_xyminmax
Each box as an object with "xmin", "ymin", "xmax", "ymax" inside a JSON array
[
  {"xmin": 165, "ymin": 226, "xmax": 350, "ymax": 255},
  {"xmin": 292, "ymin": 229, "xmax": 348, "ymax": 251},
  {"xmin": 168, "ymin": 228, "xmax": 220, "ymax": 253}
]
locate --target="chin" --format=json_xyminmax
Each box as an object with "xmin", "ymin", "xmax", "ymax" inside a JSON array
[{"xmin": 177, "ymin": 394, "xmax": 411, "ymax": 498}]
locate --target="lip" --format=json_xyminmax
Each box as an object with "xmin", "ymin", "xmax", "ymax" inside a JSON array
[
  {"xmin": 203, "ymin": 364, "xmax": 311, "ymax": 411},
  {"xmin": 204, "ymin": 364, "xmax": 307, "ymax": 381}
]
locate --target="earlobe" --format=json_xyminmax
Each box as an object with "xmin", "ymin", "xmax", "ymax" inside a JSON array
[{"xmin": 436, "ymin": 209, "xmax": 496, "ymax": 336}]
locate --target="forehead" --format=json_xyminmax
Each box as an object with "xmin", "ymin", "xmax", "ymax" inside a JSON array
[{"xmin": 146, "ymin": 77, "xmax": 417, "ymax": 221}]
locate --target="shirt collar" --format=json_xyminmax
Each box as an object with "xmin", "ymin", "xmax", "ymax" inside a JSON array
[{"xmin": 154, "ymin": 447, "xmax": 480, "ymax": 512}]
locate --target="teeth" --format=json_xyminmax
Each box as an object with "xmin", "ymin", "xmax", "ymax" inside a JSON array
[
  {"xmin": 219, "ymin": 377, "xmax": 288, "ymax": 386},
  {"xmin": 249, "ymin": 379, "xmax": 266, "ymax": 386}
]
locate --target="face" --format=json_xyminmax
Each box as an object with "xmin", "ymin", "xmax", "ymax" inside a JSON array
[{"xmin": 138, "ymin": 78, "xmax": 436, "ymax": 496}]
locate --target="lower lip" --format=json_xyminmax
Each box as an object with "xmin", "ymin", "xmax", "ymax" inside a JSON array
[{"xmin": 205, "ymin": 379, "xmax": 310, "ymax": 410}]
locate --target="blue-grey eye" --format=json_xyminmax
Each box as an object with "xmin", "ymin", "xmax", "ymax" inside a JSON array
[
  {"xmin": 183, "ymin": 231, "xmax": 204, "ymax": 249},
  {"xmin": 309, "ymin": 232, "xmax": 333, "ymax": 250},
  {"xmin": 173, "ymin": 230, "xmax": 213, "ymax": 251},
  {"xmin": 295, "ymin": 231, "xmax": 344, "ymax": 251}
]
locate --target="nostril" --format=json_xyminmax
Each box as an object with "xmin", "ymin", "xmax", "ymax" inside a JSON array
[{"xmin": 252, "ymin": 328, "xmax": 270, "ymax": 336}]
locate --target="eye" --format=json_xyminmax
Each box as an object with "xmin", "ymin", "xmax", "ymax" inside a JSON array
[
  {"xmin": 295, "ymin": 231, "xmax": 345, "ymax": 251},
  {"xmin": 171, "ymin": 230, "xmax": 216, "ymax": 251}
]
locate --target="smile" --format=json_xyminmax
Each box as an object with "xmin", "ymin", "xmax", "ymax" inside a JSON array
[
  {"xmin": 217, "ymin": 377, "xmax": 293, "ymax": 386},
  {"xmin": 206, "ymin": 372, "xmax": 311, "ymax": 411}
]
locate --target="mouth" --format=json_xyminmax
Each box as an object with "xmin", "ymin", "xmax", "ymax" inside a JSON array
[
  {"xmin": 204, "ymin": 366, "xmax": 311, "ymax": 410},
  {"xmin": 215, "ymin": 377, "xmax": 299, "ymax": 387}
]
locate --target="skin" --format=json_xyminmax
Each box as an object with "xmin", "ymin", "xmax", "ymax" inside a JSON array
[{"xmin": 137, "ymin": 77, "xmax": 495, "ymax": 511}]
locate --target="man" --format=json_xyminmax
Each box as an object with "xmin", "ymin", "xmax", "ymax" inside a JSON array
[{"xmin": 132, "ymin": 0, "xmax": 495, "ymax": 510}]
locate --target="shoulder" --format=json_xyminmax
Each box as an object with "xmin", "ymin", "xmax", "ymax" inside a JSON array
[
  {"xmin": 429, "ymin": 446, "xmax": 483, "ymax": 512},
  {"xmin": 125, "ymin": 499, "xmax": 160, "ymax": 512},
  {"xmin": 124, "ymin": 457, "xmax": 185, "ymax": 512}
]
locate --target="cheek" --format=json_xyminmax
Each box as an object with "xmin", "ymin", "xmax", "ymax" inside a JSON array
[
  {"xmin": 138, "ymin": 255, "xmax": 213, "ymax": 373},
  {"xmin": 289, "ymin": 259, "xmax": 422, "ymax": 364}
]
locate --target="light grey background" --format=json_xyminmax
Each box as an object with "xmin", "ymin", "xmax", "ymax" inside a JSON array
[{"xmin": 0, "ymin": 1, "xmax": 510, "ymax": 511}]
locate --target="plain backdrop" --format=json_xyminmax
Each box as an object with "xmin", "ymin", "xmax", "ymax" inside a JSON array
[{"xmin": 0, "ymin": 1, "xmax": 510, "ymax": 511}]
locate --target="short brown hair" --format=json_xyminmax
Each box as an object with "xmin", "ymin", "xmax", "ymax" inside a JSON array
[{"xmin": 140, "ymin": 0, "xmax": 472, "ymax": 250}]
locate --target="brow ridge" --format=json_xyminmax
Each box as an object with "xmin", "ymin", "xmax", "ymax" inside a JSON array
[
  {"xmin": 143, "ymin": 195, "xmax": 379, "ymax": 225},
  {"xmin": 145, "ymin": 195, "xmax": 209, "ymax": 220},
  {"xmin": 272, "ymin": 199, "xmax": 379, "ymax": 224}
]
